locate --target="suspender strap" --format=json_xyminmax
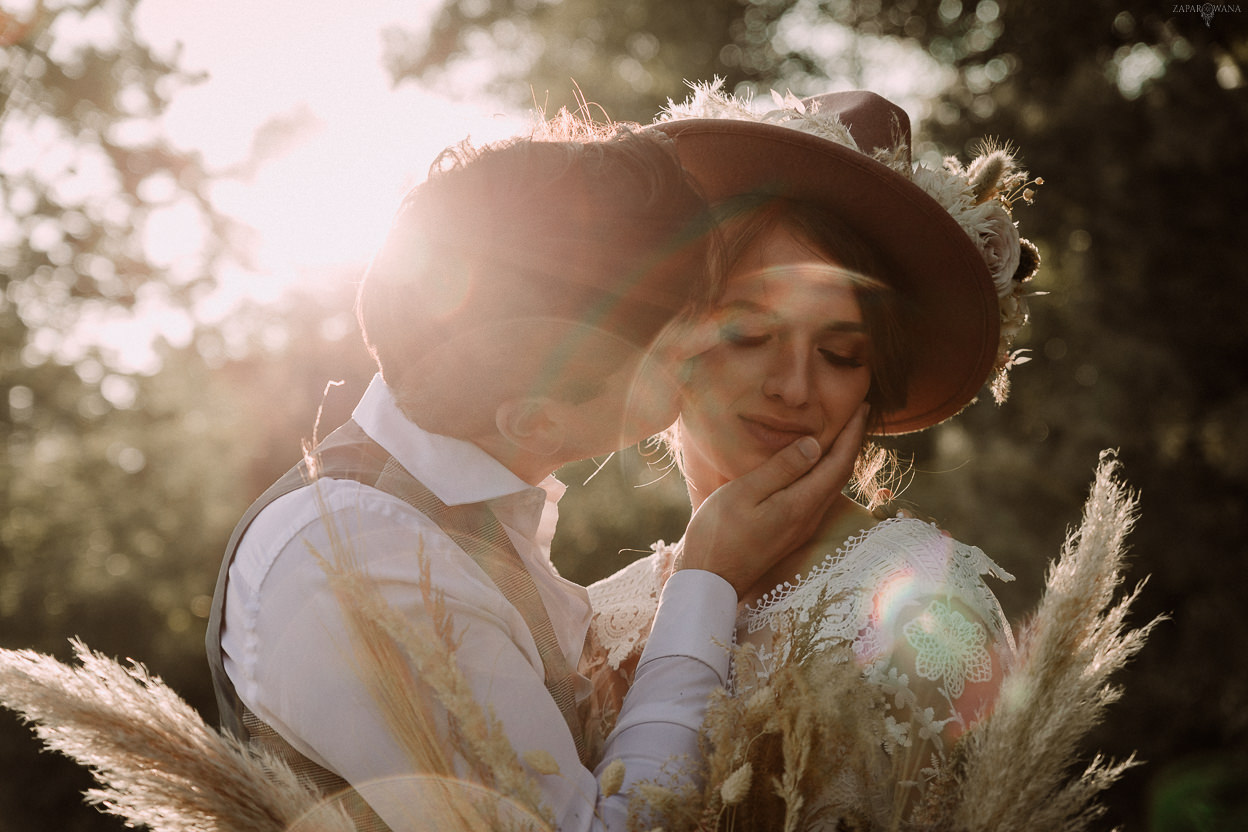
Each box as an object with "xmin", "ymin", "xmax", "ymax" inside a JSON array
[
  {"xmin": 206, "ymin": 420, "xmax": 588, "ymax": 766},
  {"xmin": 243, "ymin": 710, "xmax": 391, "ymax": 832},
  {"xmin": 366, "ymin": 454, "xmax": 587, "ymax": 763}
]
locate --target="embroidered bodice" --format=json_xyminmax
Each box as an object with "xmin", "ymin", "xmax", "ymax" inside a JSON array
[
  {"xmin": 585, "ymin": 517, "xmax": 1016, "ymax": 802},
  {"xmin": 737, "ymin": 518, "xmax": 1015, "ymax": 676}
]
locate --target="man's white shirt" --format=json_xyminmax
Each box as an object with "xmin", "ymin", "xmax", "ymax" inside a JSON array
[{"xmin": 220, "ymin": 374, "xmax": 736, "ymax": 830}]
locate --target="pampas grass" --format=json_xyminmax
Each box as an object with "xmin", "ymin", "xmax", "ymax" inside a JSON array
[
  {"xmin": 303, "ymin": 488, "xmax": 457, "ymax": 785},
  {"xmin": 0, "ymin": 639, "xmax": 355, "ymax": 832},
  {"xmin": 620, "ymin": 580, "xmax": 897, "ymax": 832},
  {"xmin": 633, "ymin": 452, "xmax": 1158, "ymax": 831},
  {"xmin": 310, "ymin": 530, "xmax": 555, "ymax": 832},
  {"xmin": 0, "ymin": 472, "xmax": 556, "ymax": 832},
  {"xmin": 949, "ymin": 452, "xmax": 1161, "ymax": 832},
  {"xmin": 690, "ymin": 592, "xmax": 898, "ymax": 832},
  {"xmin": 0, "ymin": 453, "xmax": 1154, "ymax": 832},
  {"xmin": 296, "ymin": 455, "xmax": 553, "ymax": 831}
]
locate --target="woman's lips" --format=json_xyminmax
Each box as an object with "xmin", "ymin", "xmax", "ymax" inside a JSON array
[{"xmin": 738, "ymin": 415, "xmax": 815, "ymax": 451}]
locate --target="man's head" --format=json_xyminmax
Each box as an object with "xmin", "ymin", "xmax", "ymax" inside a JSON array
[{"xmin": 356, "ymin": 123, "xmax": 717, "ymax": 472}]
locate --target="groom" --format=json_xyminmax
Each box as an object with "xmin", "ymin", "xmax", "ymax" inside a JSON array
[{"xmin": 206, "ymin": 126, "xmax": 865, "ymax": 831}]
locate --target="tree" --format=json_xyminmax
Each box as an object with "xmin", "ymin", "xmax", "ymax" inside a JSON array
[{"xmin": 1, "ymin": 2, "xmax": 244, "ymax": 827}]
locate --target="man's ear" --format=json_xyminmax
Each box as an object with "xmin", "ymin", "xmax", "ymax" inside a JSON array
[{"xmin": 494, "ymin": 397, "xmax": 566, "ymax": 457}]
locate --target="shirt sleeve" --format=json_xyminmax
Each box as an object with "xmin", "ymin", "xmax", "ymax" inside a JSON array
[
  {"xmin": 222, "ymin": 482, "xmax": 736, "ymax": 832},
  {"xmin": 591, "ymin": 568, "xmax": 737, "ymax": 828}
]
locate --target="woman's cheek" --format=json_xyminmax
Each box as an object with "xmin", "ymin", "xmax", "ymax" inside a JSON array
[{"xmin": 684, "ymin": 349, "xmax": 740, "ymax": 402}]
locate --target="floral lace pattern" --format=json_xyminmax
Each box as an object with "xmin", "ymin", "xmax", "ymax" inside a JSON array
[
  {"xmin": 589, "ymin": 519, "xmax": 1014, "ymax": 669},
  {"xmin": 903, "ymin": 599, "xmax": 993, "ymax": 699},
  {"xmin": 740, "ymin": 518, "xmax": 1014, "ymax": 654},
  {"xmin": 586, "ymin": 542, "xmax": 677, "ymax": 671}
]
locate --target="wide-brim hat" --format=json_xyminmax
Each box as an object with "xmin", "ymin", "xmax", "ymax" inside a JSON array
[{"xmin": 651, "ymin": 88, "xmax": 1026, "ymax": 435}]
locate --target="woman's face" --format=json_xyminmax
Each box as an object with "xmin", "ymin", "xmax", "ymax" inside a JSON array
[{"xmin": 678, "ymin": 224, "xmax": 874, "ymax": 500}]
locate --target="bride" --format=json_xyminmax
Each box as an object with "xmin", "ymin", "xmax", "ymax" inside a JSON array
[{"xmin": 586, "ymin": 87, "xmax": 1041, "ymax": 817}]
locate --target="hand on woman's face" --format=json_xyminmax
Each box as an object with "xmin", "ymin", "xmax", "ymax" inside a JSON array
[{"xmin": 679, "ymin": 226, "xmax": 874, "ymax": 500}]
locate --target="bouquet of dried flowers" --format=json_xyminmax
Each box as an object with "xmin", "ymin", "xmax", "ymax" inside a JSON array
[{"xmin": 626, "ymin": 452, "xmax": 1158, "ymax": 832}]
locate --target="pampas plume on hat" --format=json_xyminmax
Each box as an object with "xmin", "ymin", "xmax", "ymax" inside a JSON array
[{"xmin": 966, "ymin": 148, "xmax": 1015, "ymax": 204}]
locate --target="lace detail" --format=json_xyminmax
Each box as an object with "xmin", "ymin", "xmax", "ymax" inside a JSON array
[
  {"xmin": 585, "ymin": 516, "xmax": 1016, "ymax": 798},
  {"xmin": 903, "ymin": 599, "xmax": 993, "ymax": 699},
  {"xmin": 741, "ymin": 517, "xmax": 1015, "ymax": 657},
  {"xmin": 729, "ymin": 516, "xmax": 1016, "ymax": 805},
  {"xmin": 587, "ymin": 519, "xmax": 1015, "ymax": 677},
  {"xmin": 586, "ymin": 541, "xmax": 677, "ymax": 670}
]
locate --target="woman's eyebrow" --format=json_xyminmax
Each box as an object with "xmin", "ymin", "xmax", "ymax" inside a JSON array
[
  {"xmin": 821, "ymin": 321, "xmax": 868, "ymax": 334},
  {"xmin": 719, "ymin": 300, "xmax": 867, "ymax": 334},
  {"xmin": 719, "ymin": 299, "xmax": 769, "ymax": 314}
]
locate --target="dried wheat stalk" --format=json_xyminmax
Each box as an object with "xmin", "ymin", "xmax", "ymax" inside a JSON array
[{"xmin": 0, "ymin": 639, "xmax": 354, "ymax": 832}]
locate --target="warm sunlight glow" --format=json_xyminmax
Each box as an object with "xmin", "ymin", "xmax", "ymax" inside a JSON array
[
  {"xmin": 52, "ymin": 0, "xmax": 529, "ymax": 372},
  {"xmin": 144, "ymin": 199, "xmax": 207, "ymax": 279},
  {"xmin": 136, "ymin": 0, "xmax": 526, "ymax": 284}
]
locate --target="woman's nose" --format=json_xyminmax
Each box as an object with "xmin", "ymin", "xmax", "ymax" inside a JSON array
[{"xmin": 761, "ymin": 344, "xmax": 810, "ymax": 406}]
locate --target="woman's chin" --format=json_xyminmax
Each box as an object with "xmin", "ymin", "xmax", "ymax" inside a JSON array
[{"xmin": 726, "ymin": 445, "xmax": 779, "ymax": 478}]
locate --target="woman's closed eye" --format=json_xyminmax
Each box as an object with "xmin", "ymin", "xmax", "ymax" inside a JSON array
[
  {"xmin": 819, "ymin": 348, "xmax": 866, "ymax": 368},
  {"xmin": 722, "ymin": 324, "xmax": 869, "ymax": 368},
  {"xmin": 720, "ymin": 324, "xmax": 770, "ymax": 347}
]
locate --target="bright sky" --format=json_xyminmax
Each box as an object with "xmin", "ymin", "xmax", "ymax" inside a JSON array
[
  {"xmin": 135, "ymin": 2, "xmax": 943, "ymax": 365},
  {"xmin": 7, "ymin": 0, "xmax": 529, "ymax": 373},
  {"xmin": 129, "ymin": 0, "xmax": 529, "ymax": 368},
  {"xmin": 137, "ymin": 0, "xmax": 526, "ymax": 275}
]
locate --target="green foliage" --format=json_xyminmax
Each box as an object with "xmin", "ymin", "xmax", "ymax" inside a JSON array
[
  {"xmin": 0, "ymin": 2, "xmax": 303, "ymax": 828},
  {"xmin": 383, "ymin": 0, "xmax": 746, "ymax": 121},
  {"xmin": 384, "ymin": 0, "xmax": 1035, "ymax": 121},
  {"xmin": 913, "ymin": 7, "xmax": 1248, "ymax": 828},
  {"xmin": 551, "ymin": 445, "xmax": 691, "ymax": 586}
]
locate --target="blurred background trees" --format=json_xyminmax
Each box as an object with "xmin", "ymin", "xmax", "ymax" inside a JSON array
[
  {"xmin": 2, "ymin": 1, "xmax": 228, "ymax": 825},
  {"xmin": 2, "ymin": 0, "xmax": 1246, "ymax": 829},
  {"xmin": 0, "ymin": 1, "xmax": 375, "ymax": 826}
]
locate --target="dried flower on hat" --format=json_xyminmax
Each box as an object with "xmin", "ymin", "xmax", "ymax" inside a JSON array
[{"xmin": 941, "ymin": 141, "xmax": 1044, "ymax": 399}]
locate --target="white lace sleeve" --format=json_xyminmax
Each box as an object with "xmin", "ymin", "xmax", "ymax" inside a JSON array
[
  {"xmin": 586, "ymin": 542, "xmax": 676, "ymax": 671},
  {"xmin": 737, "ymin": 518, "xmax": 1016, "ymax": 776}
]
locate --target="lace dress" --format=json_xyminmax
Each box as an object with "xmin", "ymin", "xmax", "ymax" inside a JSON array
[{"xmin": 584, "ymin": 517, "xmax": 1016, "ymax": 808}]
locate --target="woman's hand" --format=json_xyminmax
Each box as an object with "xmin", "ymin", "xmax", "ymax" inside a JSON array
[{"xmin": 675, "ymin": 402, "xmax": 869, "ymax": 596}]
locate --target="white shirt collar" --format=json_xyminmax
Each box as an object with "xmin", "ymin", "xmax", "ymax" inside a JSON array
[{"xmin": 351, "ymin": 374, "xmax": 563, "ymax": 509}]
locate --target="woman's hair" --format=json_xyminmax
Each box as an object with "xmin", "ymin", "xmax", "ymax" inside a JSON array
[{"xmin": 663, "ymin": 195, "xmax": 913, "ymax": 505}]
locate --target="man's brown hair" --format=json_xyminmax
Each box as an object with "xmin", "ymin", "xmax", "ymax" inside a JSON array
[{"xmin": 357, "ymin": 125, "xmax": 716, "ymax": 432}]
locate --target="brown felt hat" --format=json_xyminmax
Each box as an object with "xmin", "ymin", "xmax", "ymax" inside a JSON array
[{"xmin": 652, "ymin": 90, "xmax": 1003, "ymax": 435}]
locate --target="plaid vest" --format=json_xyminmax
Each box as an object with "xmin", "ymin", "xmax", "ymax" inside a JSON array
[{"xmin": 205, "ymin": 420, "xmax": 588, "ymax": 830}]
